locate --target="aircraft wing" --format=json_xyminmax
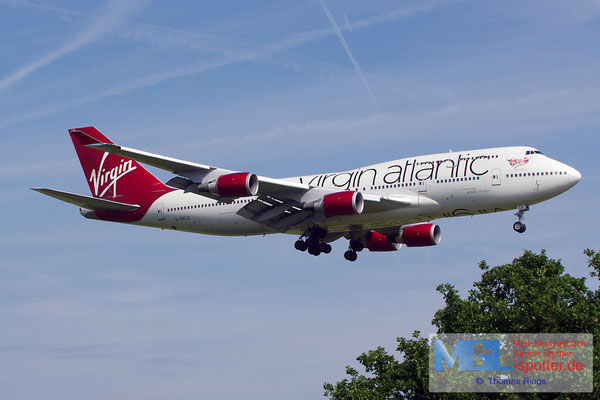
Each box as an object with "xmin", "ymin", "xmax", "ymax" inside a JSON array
[
  {"xmin": 236, "ymin": 193, "xmax": 417, "ymax": 233},
  {"xmin": 31, "ymin": 188, "xmax": 140, "ymax": 212},
  {"xmin": 85, "ymin": 143, "xmax": 310, "ymax": 195},
  {"xmin": 85, "ymin": 143, "xmax": 214, "ymax": 174},
  {"xmin": 84, "ymin": 140, "xmax": 432, "ymax": 233}
]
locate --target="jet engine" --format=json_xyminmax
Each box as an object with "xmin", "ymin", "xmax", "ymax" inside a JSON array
[
  {"xmin": 305, "ymin": 191, "xmax": 364, "ymax": 216},
  {"xmin": 365, "ymin": 224, "xmax": 441, "ymax": 252},
  {"xmin": 197, "ymin": 172, "xmax": 259, "ymax": 197},
  {"xmin": 365, "ymin": 230, "xmax": 401, "ymax": 251},
  {"xmin": 387, "ymin": 223, "xmax": 442, "ymax": 247}
]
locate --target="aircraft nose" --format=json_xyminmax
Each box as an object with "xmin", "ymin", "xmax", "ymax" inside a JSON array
[
  {"xmin": 567, "ymin": 166, "xmax": 582, "ymax": 184},
  {"xmin": 563, "ymin": 164, "xmax": 582, "ymax": 188}
]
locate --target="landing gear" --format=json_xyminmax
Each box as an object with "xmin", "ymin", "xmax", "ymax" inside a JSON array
[
  {"xmin": 344, "ymin": 250, "xmax": 358, "ymax": 262},
  {"xmin": 308, "ymin": 245, "xmax": 321, "ymax": 256},
  {"xmin": 294, "ymin": 226, "xmax": 331, "ymax": 256},
  {"xmin": 513, "ymin": 205, "xmax": 529, "ymax": 233},
  {"xmin": 513, "ymin": 221, "xmax": 526, "ymax": 233},
  {"xmin": 320, "ymin": 243, "xmax": 332, "ymax": 254},
  {"xmin": 343, "ymin": 236, "xmax": 364, "ymax": 262},
  {"xmin": 349, "ymin": 240, "xmax": 364, "ymax": 252},
  {"xmin": 294, "ymin": 240, "xmax": 308, "ymax": 251}
]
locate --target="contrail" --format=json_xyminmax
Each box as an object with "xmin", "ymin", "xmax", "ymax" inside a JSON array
[
  {"xmin": 318, "ymin": 0, "xmax": 381, "ymax": 111},
  {"xmin": 1, "ymin": 1, "xmax": 443, "ymax": 126},
  {"xmin": 0, "ymin": 0, "xmax": 148, "ymax": 91}
]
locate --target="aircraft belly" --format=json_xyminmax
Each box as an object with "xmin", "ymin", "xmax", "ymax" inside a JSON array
[
  {"xmin": 426, "ymin": 182, "xmax": 561, "ymax": 219},
  {"xmin": 137, "ymin": 194, "xmax": 273, "ymax": 236},
  {"xmin": 178, "ymin": 212, "xmax": 272, "ymax": 236}
]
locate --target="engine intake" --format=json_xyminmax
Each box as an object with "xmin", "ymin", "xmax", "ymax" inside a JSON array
[
  {"xmin": 197, "ymin": 172, "xmax": 259, "ymax": 198},
  {"xmin": 305, "ymin": 191, "xmax": 364, "ymax": 216}
]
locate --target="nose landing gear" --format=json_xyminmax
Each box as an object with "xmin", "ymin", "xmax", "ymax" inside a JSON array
[{"xmin": 513, "ymin": 205, "xmax": 529, "ymax": 233}]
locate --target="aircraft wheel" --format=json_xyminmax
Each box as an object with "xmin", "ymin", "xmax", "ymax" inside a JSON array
[
  {"xmin": 308, "ymin": 245, "xmax": 321, "ymax": 256},
  {"xmin": 295, "ymin": 240, "xmax": 308, "ymax": 251},
  {"xmin": 513, "ymin": 222, "xmax": 526, "ymax": 233},
  {"xmin": 344, "ymin": 250, "xmax": 357, "ymax": 262},
  {"xmin": 320, "ymin": 243, "xmax": 332, "ymax": 254},
  {"xmin": 350, "ymin": 240, "xmax": 364, "ymax": 252},
  {"xmin": 313, "ymin": 226, "xmax": 327, "ymax": 239},
  {"xmin": 306, "ymin": 236, "xmax": 319, "ymax": 247}
]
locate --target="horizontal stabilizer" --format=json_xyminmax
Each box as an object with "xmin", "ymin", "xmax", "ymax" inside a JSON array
[{"xmin": 31, "ymin": 188, "xmax": 140, "ymax": 212}]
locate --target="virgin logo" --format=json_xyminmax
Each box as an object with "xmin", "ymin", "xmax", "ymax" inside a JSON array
[
  {"xmin": 508, "ymin": 158, "xmax": 529, "ymax": 168},
  {"xmin": 89, "ymin": 153, "xmax": 137, "ymax": 197}
]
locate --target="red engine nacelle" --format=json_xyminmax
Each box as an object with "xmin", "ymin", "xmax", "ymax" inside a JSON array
[
  {"xmin": 397, "ymin": 223, "xmax": 441, "ymax": 247},
  {"xmin": 365, "ymin": 230, "xmax": 401, "ymax": 252},
  {"xmin": 306, "ymin": 191, "xmax": 364, "ymax": 216},
  {"xmin": 198, "ymin": 172, "xmax": 259, "ymax": 197}
]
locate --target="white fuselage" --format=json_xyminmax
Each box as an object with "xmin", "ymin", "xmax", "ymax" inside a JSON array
[{"xmin": 127, "ymin": 146, "xmax": 580, "ymax": 236}]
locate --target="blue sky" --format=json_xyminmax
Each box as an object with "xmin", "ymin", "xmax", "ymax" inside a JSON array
[{"xmin": 1, "ymin": 1, "xmax": 599, "ymax": 399}]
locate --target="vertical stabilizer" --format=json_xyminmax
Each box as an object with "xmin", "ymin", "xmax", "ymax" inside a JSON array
[{"xmin": 69, "ymin": 127, "xmax": 173, "ymax": 221}]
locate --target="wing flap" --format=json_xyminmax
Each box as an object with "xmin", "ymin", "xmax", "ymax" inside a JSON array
[
  {"xmin": 31, "ymin": 188, "xmax": 140, "ymax": 212},
  {"xmin": 237, "ymin": 196, "xmax": 311, "ymax": 233}
]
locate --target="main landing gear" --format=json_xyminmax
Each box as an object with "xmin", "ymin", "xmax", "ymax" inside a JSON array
[
  {"xmin": 344, "ymin": 239, "xmax": 364, "ymax": 262},
  {"xmin": 294, "ymin": 226, "xmax": 332, "ymax": 256},
  {"xmin": 513, "ymin": 205, "xmax": 529, "ymax": 233},
  {"xmin": 294, "ymin": 227, "xmax": 366, "ymax": 261}
]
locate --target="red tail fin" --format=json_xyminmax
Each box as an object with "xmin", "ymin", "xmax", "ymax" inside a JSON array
[{"xmin": 69, "ymin": 127, "xmax": 173, "ymax": 221}]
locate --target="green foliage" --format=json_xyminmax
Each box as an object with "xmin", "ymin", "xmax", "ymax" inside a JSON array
[
  {"xmin": 324, "ymin": 250, "xmax": 600, "ymax": 399},
  {"xmin": 323, "ymin": 332, "xmax": 432, "ymax": 400},
  {"xmin": 433, "ymin": 250, "xmax": 594, "ymax": 334}
]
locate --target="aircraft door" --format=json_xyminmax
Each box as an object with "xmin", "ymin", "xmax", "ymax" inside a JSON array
[
  {"xmin": 491, "ymin": 169, "xmax": 501, "ymax": 186},
  {"xmin": 418, "ymin": 179, "xmax": 427, "ymax": 193},
  {"xmin": 157, "ymin": 203, "xmax": 165, "ymax": 220}
]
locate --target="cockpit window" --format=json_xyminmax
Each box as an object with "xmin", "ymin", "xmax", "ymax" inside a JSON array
[{"xmin": 526, "ymin": 150, "xmax": 544, "ymax": 155}]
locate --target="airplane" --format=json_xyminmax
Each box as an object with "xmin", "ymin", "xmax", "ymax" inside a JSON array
[{"xmin": 33, "ymin": 127, "xmax": 581, "ymax": 261}]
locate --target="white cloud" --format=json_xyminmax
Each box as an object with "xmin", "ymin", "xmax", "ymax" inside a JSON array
[
  {"xmin": 0, "ymin": 1, "xmax": 453, "ymax": 126},
  {"xmin": 0, "ymin": 0, "xmax": 149, "ymax": 91}
]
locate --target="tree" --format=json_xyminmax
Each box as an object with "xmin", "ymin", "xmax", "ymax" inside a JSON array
[{"xmin": 324, "ymin": 250, "xmax": 600, "ymax": 399}]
